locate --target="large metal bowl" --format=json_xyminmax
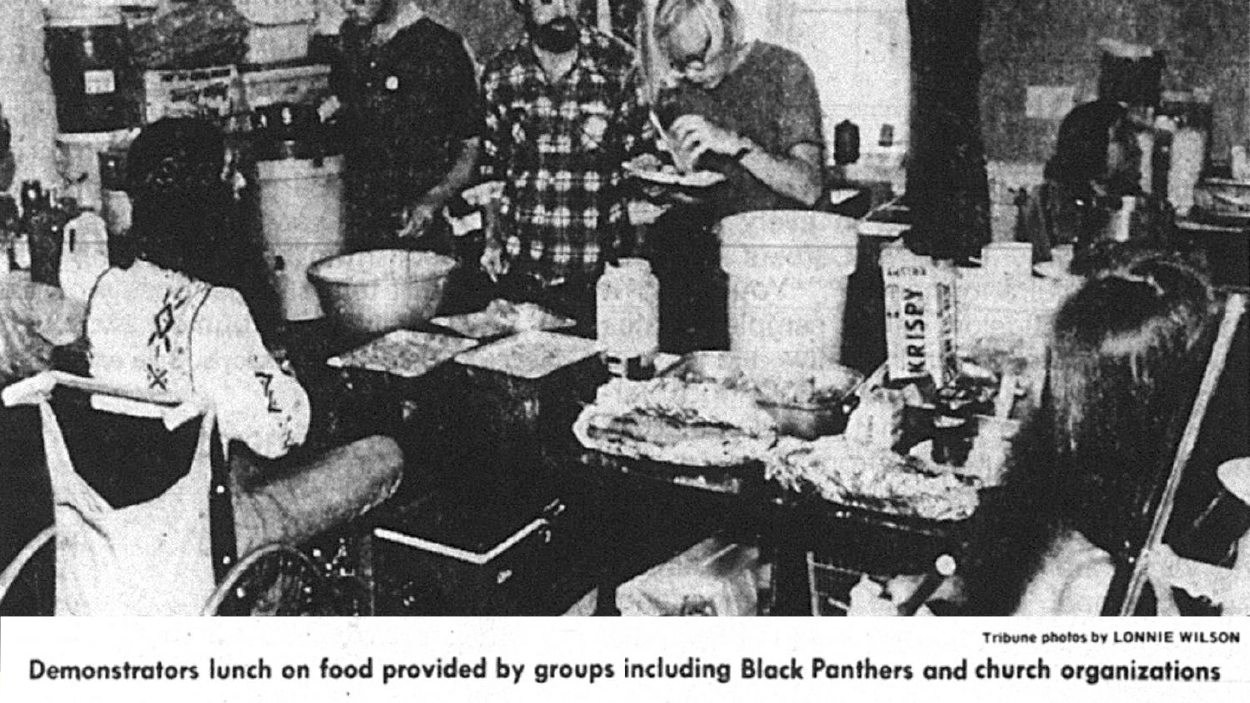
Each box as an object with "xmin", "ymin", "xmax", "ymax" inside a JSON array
[{"xmin": 307, "ymin": 249, "xmax": 457, "ymax": 335}]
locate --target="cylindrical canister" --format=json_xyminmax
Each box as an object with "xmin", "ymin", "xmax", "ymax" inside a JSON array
[
  {"xmin": 44, "ymin": 4, "xmax": 139, "ymax": 133},
  {"xmin": 255, "ymin": 153, "xmax": 347, "ymax": 321},
  {"xmin": 597, "ymin": 258, "xmax": 660, "ymax": 378},
  {"xmin": 55, "ymin": 129, "xmax": 130, "ymax": 210},
  {"xmin": 720, "ymin": 211, "xmax": 858, "ymax": 369},
  {"xmin": 834, "ymin": 119, "xmax": 860, "ymax": 165}
]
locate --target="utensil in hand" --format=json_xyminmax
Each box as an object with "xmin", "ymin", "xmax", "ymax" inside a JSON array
[{"xmin": 650, "ymin": 110, "xmax": 693, "ymax": 173}]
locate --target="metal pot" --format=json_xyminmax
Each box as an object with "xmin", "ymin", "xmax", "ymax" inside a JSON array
[{"xmin": 307, "ymin": 249, "xmax": 457, "ymax": 335}]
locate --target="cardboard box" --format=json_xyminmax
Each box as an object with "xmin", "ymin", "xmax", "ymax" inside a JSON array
[
  {"xmin": 141, "ymin": 66, "xmax": 239, "ymax": 124},
  {"xmin": 239, "ymin": 63, "xmax": 330, "ymax": 110},
  {"xmin": 880, "ymin": 244, "xmax": 958, "ymax": 388}
]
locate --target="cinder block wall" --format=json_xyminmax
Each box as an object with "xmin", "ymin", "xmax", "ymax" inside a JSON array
[{"xmin": 981, "ymin": 0, "xmax": 1249, "ymax": 164}]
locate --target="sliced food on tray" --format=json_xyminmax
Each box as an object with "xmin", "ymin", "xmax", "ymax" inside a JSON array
[
  {"xmin": 667, "ymin": 352, "xmax": 862, "ymax": 408},
  {"xmin": 453, "ymin": 330, "xmax": 601, "ymax": 379},
  {"xmin": 327, "ymin": 330, "xmax": 478, "ymax": 378},
  {"xmin": 573, "ymin": 377, "xmax": 778, "ymax": 467},
  {"xmin": 764, "ymin": 435, "xmax": 980, "ymax": 521},
  {"xmin": 431, "ymin": 298, "xmax": 575, "ymax": 339}
]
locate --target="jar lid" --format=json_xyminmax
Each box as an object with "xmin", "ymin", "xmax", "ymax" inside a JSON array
[
  {"xmin": 717, "ymin": 210, "xmax": 858, "ymax": 250},
  {"xmin": 613, "ymin": 257, "xmax": 651, "ymax": 274}
]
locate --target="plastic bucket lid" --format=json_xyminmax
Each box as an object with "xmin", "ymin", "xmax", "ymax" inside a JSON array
[
  {"xmin": 256, "ymin": 154, "xmax": 344, "ymax": 180},
  {"xmin": 718, "ymin": 210, "xmax": 859, "ymax": 277},
  {"xmin": 717, "ymin": 210, "xmax": 858, "ymax": 250}
]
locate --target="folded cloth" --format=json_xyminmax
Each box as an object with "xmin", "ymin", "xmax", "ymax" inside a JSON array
[{"xmin": 231, "ymin": 435, "xmax": 403, "ymax": 554}]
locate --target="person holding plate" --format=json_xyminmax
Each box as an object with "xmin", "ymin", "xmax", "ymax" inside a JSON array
[
  {"xmin": 477, "ymin": 0, "xmax": 650, "ymax": 326},
  {"xmin": 327, "ymin": 0, "xmax": 482, "ymax": 250},
  {"xmin": 633, "ymin": 0, "xmax": 826, "ymax": 352}
]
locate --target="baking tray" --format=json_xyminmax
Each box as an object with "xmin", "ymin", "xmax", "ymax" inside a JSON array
[
  {"xmin": 454, "ymin": 331, "xmax": 601, "ymax": 379},
  {"xmin": 662, "ymin": 351, "xmax": 862, "ymax": 439}
]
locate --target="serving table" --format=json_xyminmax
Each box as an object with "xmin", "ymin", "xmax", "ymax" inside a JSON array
[{"xmin": 50, "ymin": 314, "xmax": 991, "ymax": 616}]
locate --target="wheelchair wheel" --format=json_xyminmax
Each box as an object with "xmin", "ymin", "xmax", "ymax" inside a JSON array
[
  {"xmin": 0, "ymin": 527, "xmax": 56, "ymax": 616},
  {"xmin": 204, "ymin": 543, "xmax": 333, "ymax": 616}
]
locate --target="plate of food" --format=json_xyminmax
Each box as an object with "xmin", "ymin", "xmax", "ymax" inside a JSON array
[
  {"xmin": 765, "ymin": 435, "xmax": 980, "ymax": 522},
  {"xmin": 573, "ymin": 377, "xmax": 778, "ymax": 468},
  {"xmin": 624, "ymin": 162, "xmax": 727, "ymax": 189},
  {"xmin": 431, "ymin": 298, "xmax": 575, "ymax": 339}
]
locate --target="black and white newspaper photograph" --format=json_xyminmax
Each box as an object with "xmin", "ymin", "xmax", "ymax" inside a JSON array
[{"xmin": 0, "ymin": 0, "xmax": 1247, "ymax": 701}]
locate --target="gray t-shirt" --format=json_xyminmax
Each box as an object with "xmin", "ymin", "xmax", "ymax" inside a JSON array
[{"xmin": 661, "ymin": 41, "xmax": 825, "ymax": 216}]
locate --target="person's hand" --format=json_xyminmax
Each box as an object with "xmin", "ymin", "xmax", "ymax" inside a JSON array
[
  {"xmin": 399, "ymin": 198, "xmax": 441, "ymax": 239},
  {"xmin": 670, "ymin": 114, "xmax": 751, "ymax": 166},
  {"xmin": 627, "ymin": 198, "xmax": 668, "ymax": 226},
  {"xmin": 480, "ymin": 237, "xmax": 509, "ymax": 282},
  {"xmin": 846, "ymin": 574, "xmax": 938, "ymax": 617},
  {"xmin": 317, "ymin": 95, "xmax": 342, "ymax": 123}
]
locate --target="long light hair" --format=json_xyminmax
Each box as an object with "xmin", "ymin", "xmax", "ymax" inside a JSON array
[{"xmin": 637, "ymin": 0, "xmax": 746, "ymax": 103}]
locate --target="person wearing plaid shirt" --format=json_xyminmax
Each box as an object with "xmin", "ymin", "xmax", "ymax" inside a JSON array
[{"xmin": 479, "ymin": 0, "xmax": 648, "ymax": 300}]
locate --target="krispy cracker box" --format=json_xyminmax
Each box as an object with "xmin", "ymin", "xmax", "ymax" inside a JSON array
[{"xmin": 880, "ymin": 244, "xmax": 958, "ymax": 388}]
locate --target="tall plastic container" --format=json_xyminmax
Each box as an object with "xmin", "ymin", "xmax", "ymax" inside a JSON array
[
  {"xmin": 55, "ymin": 129, "xmax": 130, "ymax": 210},
  {"xmin": 44, "ymin": 4, "xmax": 139, "ymax": 133},
  {"xmin": 718, "ymin": 211, "xmax": 859, "ymax": 369},
  {"xmin": 597, "ymin": 258, "xmax": 660, "ymax": 378},
  {"xmin": 255, "ymin": 154, "xmax": 347, "ymax": 321}
]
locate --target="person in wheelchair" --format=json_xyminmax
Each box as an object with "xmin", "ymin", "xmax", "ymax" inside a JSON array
[
  {"xmin": 88, "ymin": 117, "xmax": 301, "ymax": 458},
  {"xmin": 82, "ymin": 118, "xmax": 403, "ymax": 570}
]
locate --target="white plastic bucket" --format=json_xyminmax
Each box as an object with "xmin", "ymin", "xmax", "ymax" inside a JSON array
[
  {"xmin": 718, "ymin": 210, "xmax": 859, "ymax": 368},
  {"xmin": 256, "ymin": 154, "xmax": 346, "ymax": 321}
]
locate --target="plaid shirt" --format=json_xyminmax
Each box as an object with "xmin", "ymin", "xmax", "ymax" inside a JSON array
[{"xmin": 481, "ymin": 28, "xmax": 647, "ymax": 279}]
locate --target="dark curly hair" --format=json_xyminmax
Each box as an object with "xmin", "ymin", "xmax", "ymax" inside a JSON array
[
  {"xmin": 123, "ymin": 117, "xmax": 278, "ymax": 334},
  {"xmin": 1044, "ymin": 99, "xmax": 1142, "ymax": 198}
]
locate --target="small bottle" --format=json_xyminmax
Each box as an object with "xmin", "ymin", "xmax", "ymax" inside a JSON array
[
  {"xmin": 1109, "ymin": 195, "xmax": 1135, "ymax": 242},
  {"xmin": 932, "ymin": 390, "xmax": 974, "ymax": 467},
  {"xmin": 834, "ymin": 120, "xmax": 860, "ymax": 165},
  {"xmin": 597, "ymin": 258, "xmax": 659, "ymax": 379},
  {"xmin": 20, "ymin": 180, "xmax": 45, "ymax": 218},
  {"xmin": 11, "ymin": 232, "xmax": 31, "ymax": 270}
]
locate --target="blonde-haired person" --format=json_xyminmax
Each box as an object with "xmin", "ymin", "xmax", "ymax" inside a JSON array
[{"xmin": 634, "ymin": 0, "xmax": 826, "ymax": 352}]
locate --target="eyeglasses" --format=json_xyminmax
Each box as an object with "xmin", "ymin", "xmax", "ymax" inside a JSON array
[
  {"xmin": 669, "ymin": 37, "xmax": 714, "ymax": 76},
  {"xmin": 672, "ymin": 52, "xmax": 708, "ymax": 75}
]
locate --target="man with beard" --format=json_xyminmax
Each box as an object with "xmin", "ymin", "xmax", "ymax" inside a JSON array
[
  {"xmin": 328, "ymin": 0, "xmax": 482, "ymax": 249},
  {"xmin": 478, "ymin": 0, "xmax": 648, "ymax": 326}
]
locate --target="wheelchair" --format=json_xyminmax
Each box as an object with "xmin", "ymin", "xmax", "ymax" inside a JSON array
[{"xmin": 0, "ymin": 371, "xmax": 401, "ymax": 616}]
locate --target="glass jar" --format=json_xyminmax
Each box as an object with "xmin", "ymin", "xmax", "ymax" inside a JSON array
[{"xmin": 596, "ymin": 258, "xmax": 659, "ymax": 379}]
